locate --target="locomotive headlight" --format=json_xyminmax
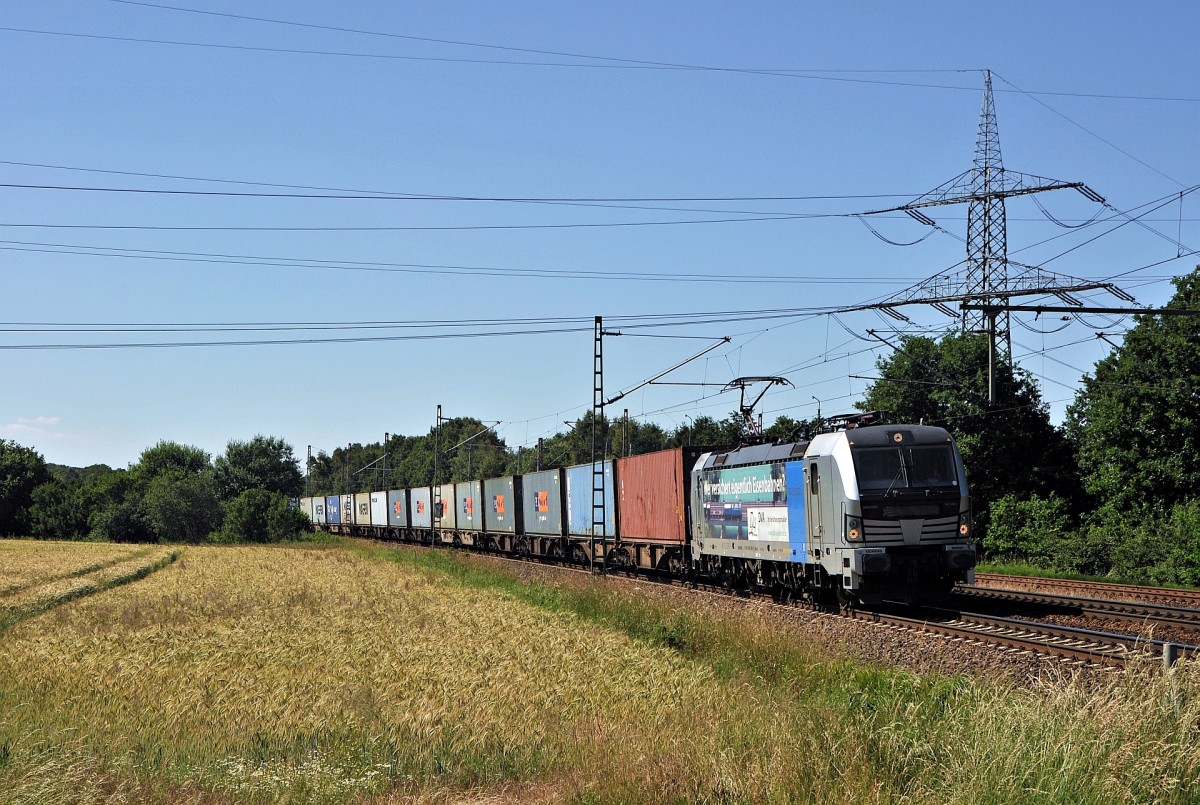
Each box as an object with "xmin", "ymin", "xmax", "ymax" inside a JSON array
[
  {"xmin": 958, "ymin": 513, "xmax": 971, "ymax": 537},
  {"xmin": 846, "ymin": 515, "xmax": 863, "ymax": 542}
]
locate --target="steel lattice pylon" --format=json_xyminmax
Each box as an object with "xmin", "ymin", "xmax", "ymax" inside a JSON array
[
  {"xmin": 857, "ymin": 70, "xmax": 1111, "ymax": 366},
  {"xmin": 966, "ymin": 70, "xmax": 1009, "ymax": 354}
]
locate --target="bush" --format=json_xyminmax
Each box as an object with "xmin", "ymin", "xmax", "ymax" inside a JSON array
[
  {"xmin": 983, "ymin": 493, "xmax": 1070, "ymax": 564},
  {"xmin": 141, "ymin": 470, "xmax": 223, "ymax": 544},
  {"xmin": 88, "ymin": 499, "xmax": 151, "ymax": 543},
  {"xmin": 215, "ymin": 489, "xmax": 311, "ymax": 544},
  {"xmin": 1103, "ymin": 501, "xmax": 1200, "ymax": 586}
]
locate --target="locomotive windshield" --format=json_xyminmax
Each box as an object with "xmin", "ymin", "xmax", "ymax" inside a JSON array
[{"xmin": 852, "ymin": 446, "xmax": 958, "ymax": 493}]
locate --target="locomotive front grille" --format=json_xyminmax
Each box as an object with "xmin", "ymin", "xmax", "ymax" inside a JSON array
[{"xmin": 863, "ymin": 514, "xmax": 960, "ymax": 543}]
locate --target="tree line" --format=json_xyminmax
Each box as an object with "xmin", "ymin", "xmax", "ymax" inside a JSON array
[
  {"xmin": 0, "ymin": 436, "xmax": 311, "ymax": 543},
  {"xmin": 3, "ymin": 266, "xmax": 1198, "ymax": 576}
]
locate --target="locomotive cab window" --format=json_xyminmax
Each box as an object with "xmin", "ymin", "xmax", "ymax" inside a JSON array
[
  {"xmin": 854, "ymin": 448, "xmax": 906, "ymax": 492},
  {"xmin": 852, "ymin": 445, "xmax": 957, "ymax": 493},
  {"xmin": 908, "ymin": 446, "xmax": 957, "ymax": 488}
]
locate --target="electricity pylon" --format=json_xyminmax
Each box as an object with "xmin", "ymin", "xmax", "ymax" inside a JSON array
[{"xmin": 857, "ymin": 69, "xmax": 1117, "ymax": 366}]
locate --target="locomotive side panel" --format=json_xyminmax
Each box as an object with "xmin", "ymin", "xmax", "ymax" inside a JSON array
[{"xmin": 691, "ymin": 458, "xmax": 806, "ymax": 563}]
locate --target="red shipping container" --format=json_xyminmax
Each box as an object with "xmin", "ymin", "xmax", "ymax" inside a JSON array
[{"xmin": 616, "ymin": 447, "xmax": 705, "ymax": 544}]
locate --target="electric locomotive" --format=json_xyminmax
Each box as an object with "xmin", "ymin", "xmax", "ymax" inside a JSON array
[{"xmin": 690, "ymin": 419, "xmax": 975, "ymax": 605}]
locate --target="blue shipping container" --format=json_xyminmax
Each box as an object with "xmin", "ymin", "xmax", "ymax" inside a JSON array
[{"xmin": 565, "ymin": 461, "xmax": 616, "ymax": 538}]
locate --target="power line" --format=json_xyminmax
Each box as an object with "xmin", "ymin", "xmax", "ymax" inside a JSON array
[
  {"xmin": 0, "ymin": 213, "xmax": 830, "ymax": 232},
  {"xmin": 0, "ymin": 176, "xmax": 917, "ymax": 205},
  {"xmin": 992, "ymin": 72, "xmax": 1190, "ymax": 189},
  {"xmin": 0, "ymin": 240, "xmax": 922, "ymax": 286},
  {"xmin": 75, "ymin": 4, "xmax": 1200, "ymax": 102},
  {"xmin": 3, "ymin": 163, "xmax": 1193, "ymax": 224}
]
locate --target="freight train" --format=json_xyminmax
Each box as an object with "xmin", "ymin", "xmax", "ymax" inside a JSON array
[{"xmin": 300, "ymin": 417, "xmax": 976, "ymax": 606}]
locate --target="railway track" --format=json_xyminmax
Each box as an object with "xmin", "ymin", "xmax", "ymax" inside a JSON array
[
  {"xmin": 611, "ymin": 569, "xmax": 1200, "ymax": 668},
  {"xmin": 853, "ymin": 607, "xmax": 1198, "ymax": 668},
  {"xmin": 955, "ymin": 585, "xmax": 1200, "ymax": 629},
  {"xmin": 973, "ymin": 573, "xmax": 1200, "ymax": 609}
]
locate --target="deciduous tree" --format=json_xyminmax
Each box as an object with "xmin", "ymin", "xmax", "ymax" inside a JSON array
[
  {"xmin": 0, "ymin": 440, "xmax": 49, "ymax": 536},
  {"xmin": 214, "ymin": 435, "xmax": 304, "ymax": 500}
]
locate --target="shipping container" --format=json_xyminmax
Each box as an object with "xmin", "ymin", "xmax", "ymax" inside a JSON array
[
  {"xmin": 312, "ymin": 497, "xmax": 327, "ymax": 525},
  {"xmin": 565, "ymin": 461, "xmax": 617, "ymax": 538},
  {"xmin": 354, "ymin": 492, "xmax": 372, "ymax": 526},
  {"xmin": 521, "ymin": 468, "xmax": 565, "ymax": 536},
  {"xmin": 434, "ymin": 483, "xmax": 457, "ymax": 530},
  {"xmin": 341, "ymin": 494, "xmax": 354, "ymax": 525},
  {"xmin": 298, "ymin": 497, "xmax": 312, "ymax": 523},
  {"xmin": 325, "ymin": 495, "xmax": 341, "ymax": 525},
  {"xmin": 455, "ymin": 480, "xmax": 484, "ymax": 532},
  {"xmin": 483, "ymin": 476, "xmax": 522, "ymax": 534},
  {"xmin": 386, "ymin": 489, "xmax": 408, "ymax": 528},
  {"xmin": 410, "ymin": 487, "xmax": 432, "ymax": 529},
  {"xmin": 617, "ymin": 447, "xmax": 705, "ymax": 544},
  {"xmin": 369, "ymin": 491, "xmax": 388, "ymax": 526}
]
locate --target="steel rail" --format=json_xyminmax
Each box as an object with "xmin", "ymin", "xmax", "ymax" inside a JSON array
[
  {"xmin": 852, "ymin": 607, "xmax": 1199, "ymax": 668},
  {"xmin": 956, "ymin": 585, "xmax": 1200, "ymax": 628},
  {"xmin": 973, "ymin": 573, "xmax": 1200, "ymax": 608}
]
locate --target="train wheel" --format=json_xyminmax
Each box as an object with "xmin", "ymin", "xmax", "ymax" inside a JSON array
[{"xmin": 836, "ymin": 585, "xmax": 860, "ymax": 612}]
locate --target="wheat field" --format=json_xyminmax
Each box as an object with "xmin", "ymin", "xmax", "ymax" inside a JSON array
[{"xmin": 1, "ymin": 540, "xmax": 1199, "ymax": 803}]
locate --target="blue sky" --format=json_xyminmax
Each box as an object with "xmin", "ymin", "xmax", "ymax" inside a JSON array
[{"xmin": 1, "ymin": 1, "xmax": 1197, "ymax": 469}]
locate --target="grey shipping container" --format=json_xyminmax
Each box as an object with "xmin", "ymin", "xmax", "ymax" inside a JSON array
[
  {"xmin": 565, "ymin": 460, "xmax": 616, "ymax": 538},
  {"xmin": 455, "ymin": 480, "xmax": 484, "ymax": 532},
  {"xmin": 311, "ymin": 497, "xmax": 326, "ymax": 525},
  {"xmin": 483, "ymin": 476, "xmax": 522, "ymax": 534},
  {"xmin": 616, "ymin": 447, "xmax": 705, "ymax": 545},
  {"xmin": 387, "ymin": 489, "xmax": 408, "ymax": 528},
  {"xmin": 410, "ymin": 487, "xmax": 432, "ymax": 529},
  {"xmin": 354, "ymin": 492, "xmax": 372, "ymax": 525},
  {"xmin": 434, "ymin": 483, "xmax": 457, "ymax": 529},
  {"xmin": 298, "ymin": 497, "xmax": 312, "ymax": 524},
  {"xmin": 521, "ymin": 468, "xmax": 565, "ymax": 536}
]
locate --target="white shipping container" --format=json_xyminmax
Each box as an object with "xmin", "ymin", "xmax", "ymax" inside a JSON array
[{"xmin": 370, "ymin": 491, "xmax": 388, "ymax": 526}]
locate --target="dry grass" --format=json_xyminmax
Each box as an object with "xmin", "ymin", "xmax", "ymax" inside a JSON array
[{"xmin": 1, "ymin": 540, "xmax": 1199, "ymax": 803}]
